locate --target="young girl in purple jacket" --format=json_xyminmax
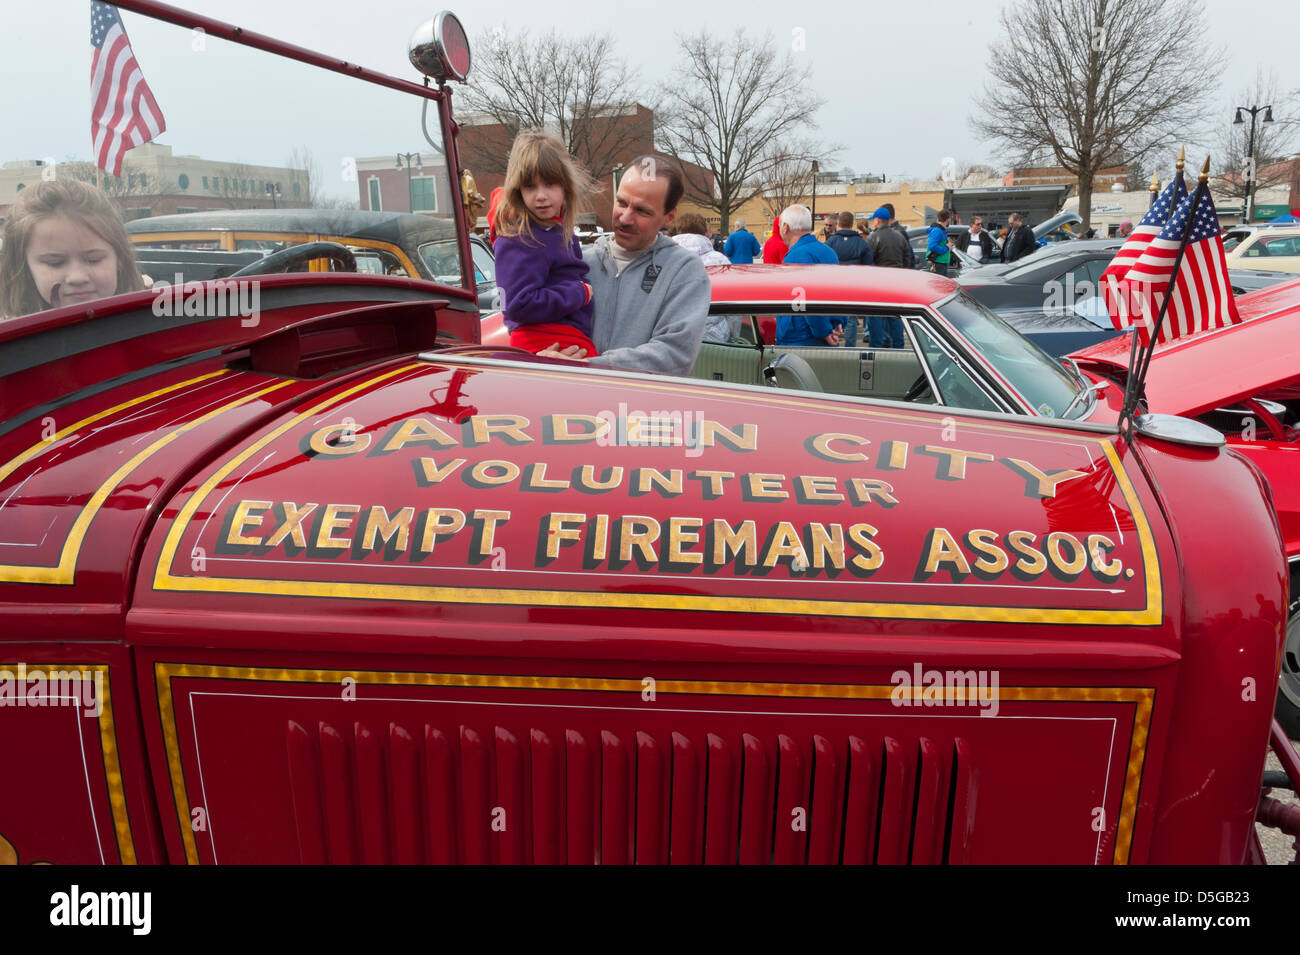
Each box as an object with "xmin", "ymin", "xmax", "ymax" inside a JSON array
[{"xmin": 492, "ymin": 130, "xmax": 599, "ymax": 355}]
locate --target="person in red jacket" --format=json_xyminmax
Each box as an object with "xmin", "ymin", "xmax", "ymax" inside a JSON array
[{"xmin": 762, "ymin": 220, "xmax": 788, "ymax": 263}]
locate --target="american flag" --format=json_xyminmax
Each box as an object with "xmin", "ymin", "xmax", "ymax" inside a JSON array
[
  {"xmin": 1124, "ymin": 186, "xmax": 1241, "ymax": 345},
  {"xmin": 91, "ymin": 1, "xmax": 166, "ymax": 178},
  {"xmin": 1100, "ymin": 175, "xmax": 1186, "ymax": 333}
]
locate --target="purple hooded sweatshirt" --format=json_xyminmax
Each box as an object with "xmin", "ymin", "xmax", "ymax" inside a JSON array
[{"xmin": 492, "ymin": 223, "xmax": 593, "ymax": 338}]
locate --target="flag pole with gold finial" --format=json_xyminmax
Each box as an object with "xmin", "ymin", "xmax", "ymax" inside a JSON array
[{"xmin": 1119, "ymin": 155, "xmax": 1214, "ymax": 435}]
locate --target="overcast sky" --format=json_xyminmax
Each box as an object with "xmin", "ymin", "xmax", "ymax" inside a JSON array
[{"xmin": 5, "ymin": 0, "xmax": 1298, "ymax": 200}]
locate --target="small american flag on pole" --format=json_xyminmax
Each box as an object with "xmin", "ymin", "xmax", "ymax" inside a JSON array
[
  {"xmin": 91, "ymin": 1, "xmax": 166, "ymax": 178},
  {"xmin": 1100, "ymin": 175, "xmax": 1186, "ymax": 333},
  {"xmin": 1124, "ymin": 186, "xmax": 1241, "ymax": 346}
]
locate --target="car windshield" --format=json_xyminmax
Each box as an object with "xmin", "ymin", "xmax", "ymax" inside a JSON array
[
  {"xmin": 937, "ymin": 291, "xmax": 1086, "ymax": 418},
  {"xmin": 1, "ymin": 1, "xmax": 468, "ymax": 320}
]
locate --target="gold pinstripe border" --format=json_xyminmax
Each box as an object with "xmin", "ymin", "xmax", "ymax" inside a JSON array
[
  {"xmin": 0, "ymin": 371, "xmax": 293, "ymax": 584},
  {"xmin": 152, "ymin": 363, "xmax": 1163, "ymax": 624},
  {"xmin": 154, "ymin": 662, "xmax": 1152, "ymax": 865},
  {"xmin": 0, "ymin": 663, "xmax": 134, "ymax": 864}
]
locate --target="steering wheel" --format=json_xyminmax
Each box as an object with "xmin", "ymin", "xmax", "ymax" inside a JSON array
[
  {"xmin": 903, "ymin": 373, "xmax": 934, "ymax": 403},
  {"xmin": 231, "ymin": 241, "xmax": 357, "ymax": 277}
]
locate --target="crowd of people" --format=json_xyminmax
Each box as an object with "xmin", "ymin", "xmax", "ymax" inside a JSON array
[{"xmin": 2, "ymin": 128, "xmax": 1048, "ymax": 388}]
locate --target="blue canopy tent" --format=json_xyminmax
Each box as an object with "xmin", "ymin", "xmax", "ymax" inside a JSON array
[{"xmin": 1268, "ymin": 213, "xmax": 1300, "ymax": 223}]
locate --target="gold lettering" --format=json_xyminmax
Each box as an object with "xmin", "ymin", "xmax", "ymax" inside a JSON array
[
  {"xmin": 308, "ymin": 424, "xmax": 372, "ymax": 456},
  {"xmin": 266, "ymin": 502, "xmax": 316, "ymax": 548},
  {"xmin": 846, "ymin": 478, "xmax": 898, "ymax": 506},
  {"xmin": 380, "ymin": 417, "xmax": 455, "ymax": 453},
  {"xmin": 711, "ymin": 519, "xmax": 757, "ymax": 567},
  {"xmin": 921, "ymin": 445, "xmax": 995, "ymax": 481},
  {"xmin": 762, "ymin": 521, "xmax": 805, "ymax": 568},
  {"xmin": 965, "ymin": 529, "xmax": 1009, "ymax": 575},
  {"xmin": 798, "ymin": 475, "xmax": 845, "ymax": 502},
  {"xmin": 471, "ymin": 509, "xmax": 510, "ymax": 558},
  {"xmin": 666, "ymin": 517, "xmax": 704, "ymax": 565},
  {"xmin": 808, "ymin": 523, "xmax": 846, "ymax": 570},
  {"xmin": 634, "ymin": 468, "xmax": 684, "ymax": 497},
  {"xmin": 618, "ymin": 516, "xmax": 661, "ymax": 564},
  {"xmin": 810, "ymin": 433, "xmax": 869, "ymax": 462},
  {"xmin": 467, "ymin": 414, "xmax": 531, "ymax": 447},
  {"xmin": 922, "ymin": 527, "xmax": 971, "ymax": 576},
  {"xmin": 698, "ymin": 421, "xmax": 757, "ymax": 451},
  {"xmin": 362, "ymin": 505, "xmax": 414, "ymax": 553},
  {"xmin": 414, "ymin": 457, "xmax": 466, "ymax": 485},
  {"xmin": 1006, "ymin": 530, "xmax": 1047, "ymax": 577},
  {"xmin": 545, "ymin": 513, "xmax": 585, "ymax": 559},
  {"xmin": 1004, "ymin": 458, "xmax": 1088, "ymax": 498},
  {"xmin": 549, "ymin": 414, "xmax": 609, "ymax": 442},
  {"xmin": 226, "ymin": 499, "xmax": 271, "ymax": 546},
  {"xmin": 574, "ymin": 464, "xmax": 623, "ymax": 492},
  {"xmin": 1086, "ymin": 533, "xmax": 1122, "ymax": 580},
  {"xmin": 316, "ymin": 504, "xmax": 360, "ymax": 550},
  {"xmin": 468, "ymin": 460, "xmax": 520, "ymax": 486},
  {"xmin": 745, "ymin": 473, "xmax": 788, "ymax": 500},
  {"xmin": 419, "ymin": 508, "xmax": 466, "ymax": 553},
  {"xmin": 1046, "ymin": 532, "xmax": 1087, "ymax": 576},
  {"xmin": 848, "ymin": 523, "xmax": 883, "ymax": 572}
]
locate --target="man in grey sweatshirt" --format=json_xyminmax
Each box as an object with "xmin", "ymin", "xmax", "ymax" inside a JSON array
[{"xmin": 543, "ymin": 158, "xmax": 710, "ymax": 377}]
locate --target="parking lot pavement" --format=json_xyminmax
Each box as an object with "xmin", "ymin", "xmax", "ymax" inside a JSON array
[{"xmin": 1258, "ymin": 750, "xmax": 1299, "ymax": 865}]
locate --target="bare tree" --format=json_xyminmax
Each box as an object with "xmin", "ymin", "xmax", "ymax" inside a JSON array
[
  {"xmin": 285, "ymin": 145, "xmax": 357, "ymax": 210},
  {"xmin": 1212, "ymin": 68, "xmax": 1300, "ymax": 216},
  {"xmin": 756, "ymin": 144, "xmax": 818, "ymax": 221},
  {"xmin": 971, "ymin": 0, "xmax": 1225, "ymax": 233},
  {"xmin": 935, "ymin": 160, "xmax": 1003, "ymax": 187},
  {"xmin": 657, "ymin": 30, "xmax": 828, "ymax": 233},
  {"xmin": 461, "ymin": 27, "xmax": 650, "ymax": 184}
]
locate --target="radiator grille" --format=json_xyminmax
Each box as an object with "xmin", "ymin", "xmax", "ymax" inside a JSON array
[{"xmin": 285, "ymin": 720, "xmax": 976, "ymax": 864}]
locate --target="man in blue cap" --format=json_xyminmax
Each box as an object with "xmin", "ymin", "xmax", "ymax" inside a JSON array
[{"xmin": 864, "ymin": 207, "xmax": 910, "ymax": 348}]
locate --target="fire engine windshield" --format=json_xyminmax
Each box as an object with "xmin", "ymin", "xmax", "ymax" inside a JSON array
[
  {"xmin": 0, "ymin": 1, "xmax": 469, "ymax": 320},
  {"xmin": 937, "ymin": 291, "xmax": 1088, "ymax": 419}
]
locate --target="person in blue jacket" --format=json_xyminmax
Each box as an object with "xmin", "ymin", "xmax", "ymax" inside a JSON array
[
  {"xmin": 926, "ymin": 208, "xmax": 953, "ymax": 276},
  {"xmin": 722, "ymin": 218, "xmax": 761, "ymax": 264},
  {"xmin": 775, "ymin": 204, "xmax": 843, "ymax": 346}
]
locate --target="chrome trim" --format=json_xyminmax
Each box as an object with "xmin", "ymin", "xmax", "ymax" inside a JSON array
[
  {"xmin": 415, "ymin": 351, "xmax": 1123, "ymax": 435},
  {"xmin": 905, "ymin": 317, "xmax": 1017, "ymax": 414},
  {"xmin": 900, "ymin": 319, "xmax": 944, "ymax": 407},
  {"xmin": 1133, "ymin": 413, "xmax": 1226, "ymax": 447}
]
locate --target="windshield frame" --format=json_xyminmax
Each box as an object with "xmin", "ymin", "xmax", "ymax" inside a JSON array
[{"xmin": 929, "ymin": 290, "xmax": 1090, "ymax": 420}]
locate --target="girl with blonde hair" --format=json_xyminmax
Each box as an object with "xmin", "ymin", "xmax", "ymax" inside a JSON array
[
  {"xmin": 1, "ymin": 179, "xmax": 143, "ymax": 319},
  {"xmin": 492, "ymin": 129, "xmax": 599, "ymax": 354}
]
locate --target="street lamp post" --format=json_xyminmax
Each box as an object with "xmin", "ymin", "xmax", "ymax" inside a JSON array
[
  {"xmin": 265, "ymin": 182, "xmax": 280, "ymax": 209},
  {"xmin": 396, "ymin": 152, "xmax": 423, "ymax": 212},
  {"xmin": 1233, "ymin": 104, "xmax": 1274, "ymax": 223},
  {"xmin": 810, "ymin": 159, "xmax": 819, "ymax": 225}
]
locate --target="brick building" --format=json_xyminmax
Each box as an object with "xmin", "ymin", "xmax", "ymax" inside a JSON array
[
  {"xmin": 455, "ymin": 104, "xmax": 710, "ymax": 231},
  {"xmin": 1003, "ymin": 164, "xmax": 1127, "ymax": 190},
  {"xmin": 354, "ymin": 153, "xmax": 455, "ymax": 215},
  {"xmin": 0, "ymin": 143, "xmax": 310, "ymax": 224}
]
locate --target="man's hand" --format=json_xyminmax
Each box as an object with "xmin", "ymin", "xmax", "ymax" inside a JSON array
[
  {"xmin": 536, "ymin": 343, "xmax": 589, "ymax": 362},
  {"xmin": 823, "ymin": 328, "xmax": 843, "ymax": 346}
]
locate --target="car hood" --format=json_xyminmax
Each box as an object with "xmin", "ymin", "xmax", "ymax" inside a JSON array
[{"xmin": 1071, "ymin": 276, "xmax": 1300, "ymax": 416}]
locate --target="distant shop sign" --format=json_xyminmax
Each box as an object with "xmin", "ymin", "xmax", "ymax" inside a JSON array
[{"xmin": 1253, "ymin": 204, "xmax": 1291, "ymax": 219}]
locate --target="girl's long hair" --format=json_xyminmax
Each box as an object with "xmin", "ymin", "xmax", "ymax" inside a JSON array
[
  {"xmin": 1, "ymin": 179, "xmax": 143, "ymax": 318},
  {"xmin": 493, "ymin": 129, "xmax": 594, "ymax": 245}
]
